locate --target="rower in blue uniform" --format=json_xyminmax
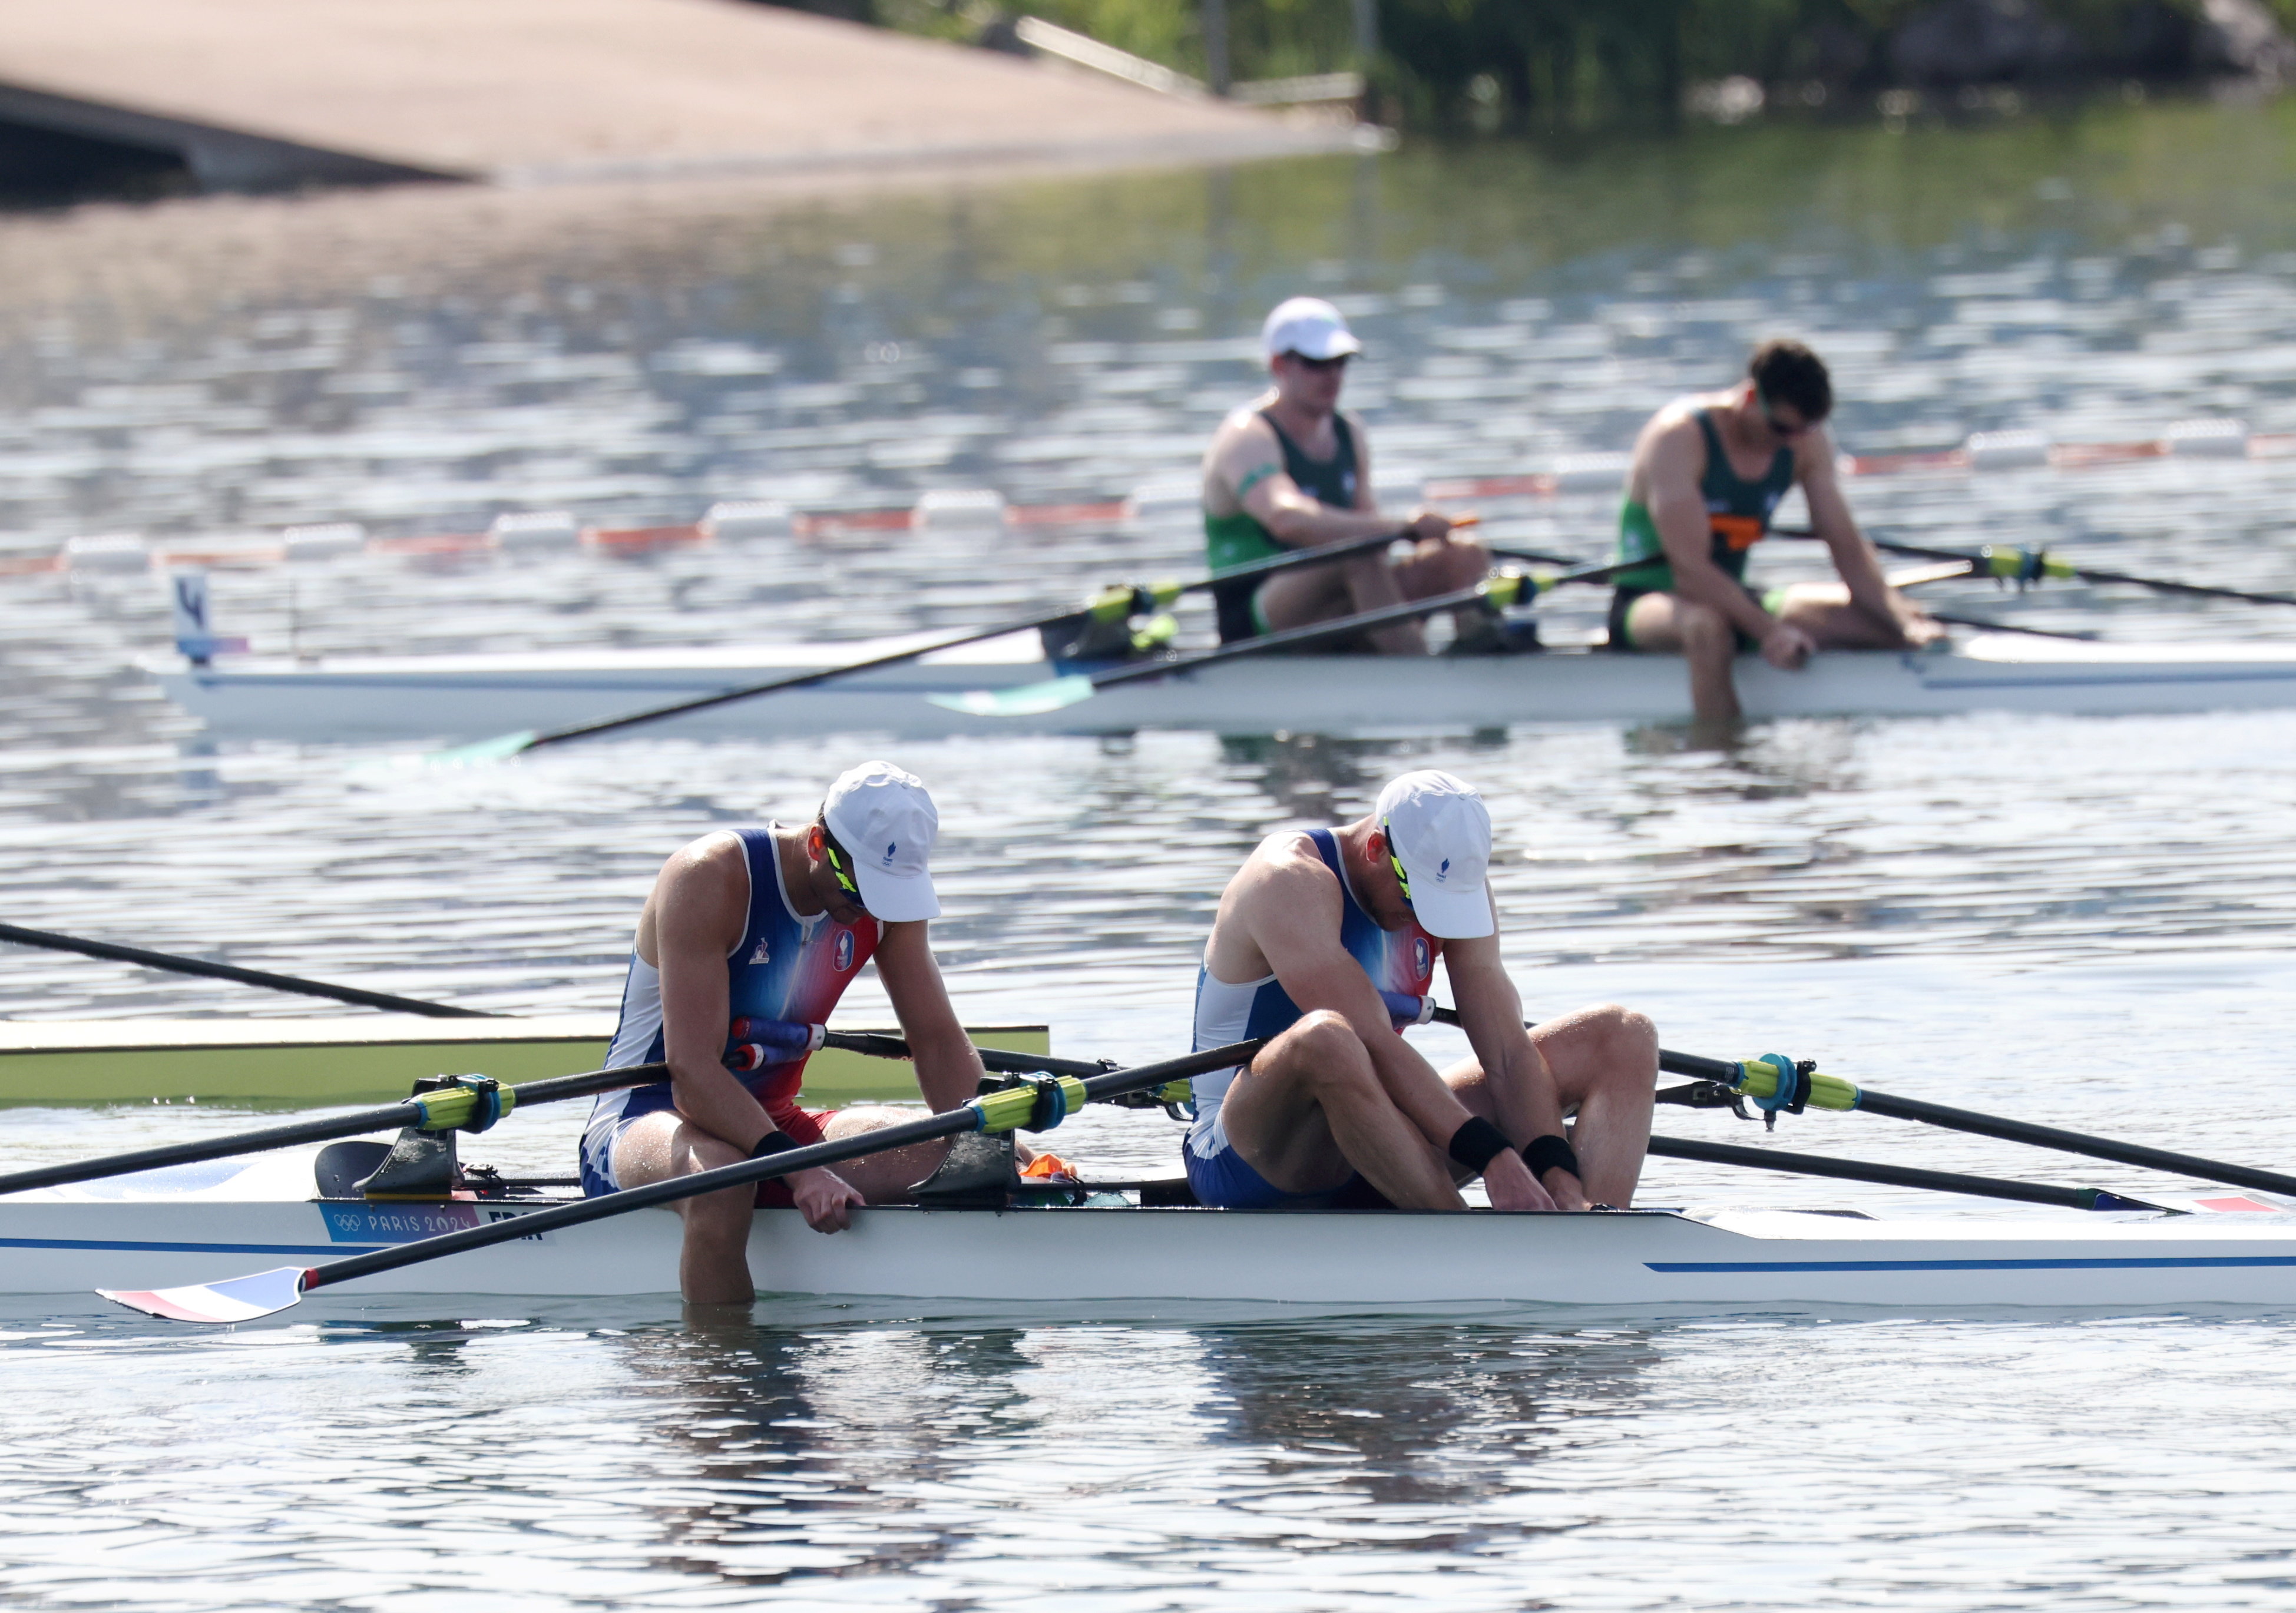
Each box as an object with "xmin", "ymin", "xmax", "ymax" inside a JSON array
[
  {"xmin": 582, "ymin": 761, "xmax": 986, "ymax": 1305},
  {"xmin": 1186, "ymin": 769, "xmax": 1658, "ymax": 1212}
]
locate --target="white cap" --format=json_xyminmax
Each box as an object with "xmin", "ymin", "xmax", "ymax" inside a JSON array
[
  {"xmin": 822, "ymin": 761, "xmax": 941, "ymax": 922},
  {"xmin": 1262, "ymin": 296, "xmax": 1362, "ymax": 362},
  {"xmin": 1373, "ymin": 770, "xmax": 1493, "ymax": 939}
]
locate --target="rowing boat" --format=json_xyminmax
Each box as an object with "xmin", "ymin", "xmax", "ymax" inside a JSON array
[
  {"xmin": 155, "ymin": 630, "xmax": 2296, "ymax": 742},
  {"xmin": 12, "ymin": 1149, "xmax": 2296, "ymax": 1311},
  {"xmin": 0, "ymin": 1019, "xmax": 1048, "ymax": 1105}
]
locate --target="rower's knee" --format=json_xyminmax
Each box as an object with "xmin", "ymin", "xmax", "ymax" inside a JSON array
[
  {"xmin": 1587, "ymin": 1002, "xmax": 1659, "ymax": 1076},
  {"xmin": 1677, "ymin": 604, "xmax": 1734, "ymax": 665},
  {"xmin": 1438, "ymin": 533, "xmax": 1488, "ymax": 586},
  {"xmin": 1282, "ymin": 1011, "xmax": 1380, "ymax": 1099}
]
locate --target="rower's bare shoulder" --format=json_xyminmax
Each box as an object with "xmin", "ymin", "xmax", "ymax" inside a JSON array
[{"xmin": 1237, "ymin": 830, "xmax": 1341, "ymax": 903}]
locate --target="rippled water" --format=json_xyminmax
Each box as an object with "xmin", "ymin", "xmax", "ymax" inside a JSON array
[{"xmin": 7, "ymin": 95, "xmax": 2296, "ymax": 1609}]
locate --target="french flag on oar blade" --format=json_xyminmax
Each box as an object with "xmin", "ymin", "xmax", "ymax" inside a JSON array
[{"xmin": 101, "ymin": 1266, "xmax": 309, "ymax": 1324}]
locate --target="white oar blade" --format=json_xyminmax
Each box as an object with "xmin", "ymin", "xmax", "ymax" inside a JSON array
[
  {"xmin": 926, "ymin": 675, "xmax": 1096, "ymax": 718},
  {"xmin": 100, "ymin": 1265, "xmax": 307, "ymax": 1324}
]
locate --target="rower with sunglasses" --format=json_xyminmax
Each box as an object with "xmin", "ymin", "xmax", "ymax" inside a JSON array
[
  {"xmin": 1183, "ymin": 769, "xmax": 1657, "ymax": 1213},
  {"xmin": 1609, "ymin": 338, "xmax": 1941, "ymax": 726},
  {"xmin": 1202, "ymin": 297, "xmax": 1504, "ymax": 654},
  {"xmin": 579, "ymin": 761, "xmax": 987, "ymax": 1304}
]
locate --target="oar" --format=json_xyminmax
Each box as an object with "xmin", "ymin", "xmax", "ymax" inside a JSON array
[
  {"xmin": 424, "ymin": 525, "xmax": 1454, "ymax": 763},
  {"xmin": 0, "ymin": 920, "xmax": 494, "ymax": 1018},
  {"xmin": 0, "ymin": 1062, "xmax": 666, "ymax": 1198},
  {"xmin": 101, "ymin": 1038, "xmax": 1265, "ymax": 1323},
  {"xmin": 1646, "ymin": 1134, "xmax": 2171, "ymax": 1212},
  {"xmin": 1411, "ymin": 997, "xmax": 2296, "ymax": 1200},
  {"xmin": 0, "ymin": 1019, "xmax": 1116, "ymax": 1198},
  {"xmin": 1775, "ymin": 527, "xmax": 2296, "ymax": 609},
  {"xmin": 935, "ymin": 559, "xmax": 1635, "ymax": 718}
]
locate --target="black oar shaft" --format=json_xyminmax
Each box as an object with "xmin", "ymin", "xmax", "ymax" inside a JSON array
[
  {"xmin": 0, "ymin": 1063, "xmax": 667, "ymax": 1198},
  {"xmin": 1851, "ymin": 1089, "xmax": 2296, "ymax": 1200},
  {"xmin": 1084, "ymin": 561, "xmax": 1630, "ymax": 696},
  {"xmin": 1775, "ymin": 528, "xmax": 2296, "ymax": 609},
  {"xmin": 525, "ymin": 531, "xmax": 1418, "ymax": 751},
  {"xmin": 0, "ymin": 922, "xmax": 489, "ymax": 1018},
  {"xmin": 306, "ymin": 1039, "xmax": 1263, "ymax": 1291},
  {"xmin": 1425, "ymin": 1003, "xmax": 1738, "ymax": 1083},
  {"xmin": 1647, "ymin": 1134, "xmax": 2136, "ymax": 1210},
  {"xmin": 823, "ymin": 1030, "xmax": 1107, "ymax": 1079}
]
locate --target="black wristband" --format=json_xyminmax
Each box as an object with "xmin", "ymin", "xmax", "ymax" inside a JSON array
[
  {"xmin": 1523, "ymin": 1133, "xmax": 1580, "ymax": 1182},
  {"xmin": 1447, "ymin": 1116, "xmax": 1513, "ymax": 1174},
  {"xmin": 747, "ymin": 1129, "xmax": 799, "ymax": 1161}
]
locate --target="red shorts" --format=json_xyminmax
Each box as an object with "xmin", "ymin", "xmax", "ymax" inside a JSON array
[{"xmin": 753, "ymin": 1106, "xmax": 835, "ymax": 1207}]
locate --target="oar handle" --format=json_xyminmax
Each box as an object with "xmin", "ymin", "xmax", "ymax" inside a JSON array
[
  {"xmin": 0, "ymin": 1062, "xmax": 667, "ymax": 1199},
  {"xmin": 303, "ymin": 1039, "xmax": 1263, "ymax": 1292},
  {"xmin": 0, "ymin": 921, "xmax": 491, "ymax": 1019}
]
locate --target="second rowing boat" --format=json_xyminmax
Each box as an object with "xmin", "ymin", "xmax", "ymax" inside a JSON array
[{"xmin": 156, "ymin": 631, "xmax": 2296, "ymax": 743}]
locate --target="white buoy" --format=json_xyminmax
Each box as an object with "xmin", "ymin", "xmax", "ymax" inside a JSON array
[
  {"xmin": 1964, "ymin": 429, "xmax": 2052, "ymax": 470},
  {"xmin": 60, "ymin": 532, "xmax": 150, "ymax": 572},
  {"xmin": 1546, "ymin": 452, "xmax": 1634, "ymax": 492},
  {"xmin": 1123, "ymin": 477, "xmax": 1202, "ymax": 521},
  {"xmin": 2165, "ymin": 418, "xmax": 2249, "ymax": 458},
  {"xmin": 488, "ymin": 511, "xmax": 583, "ymax": 551},
  {"xmin": 282, "ymin": 522, "xmax": 366, "ymax": 561},
  {"xmin": 912, "ymin": 489, "xmax": 1008, "ymax": 531},
  {"xmin": 699, "ymin": 501, "xmax": 793, "ymax": 542}
]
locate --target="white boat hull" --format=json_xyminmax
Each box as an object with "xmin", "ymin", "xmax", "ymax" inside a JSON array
[
  {"xmin": 13, "ymin": 1160, "xmax": 2296, "ymax": 1312},
  {"xmin": 156, "ymin": 631, "xmax": 2296, "ymax": 742}
]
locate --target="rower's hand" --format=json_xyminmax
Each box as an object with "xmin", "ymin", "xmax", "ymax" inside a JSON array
[
  {"xmin": 1760, "ymin": 620, "xmax": 1817, "ymax": 671},
  {"xmin": 1403, "ymin": 508, "xmax": 1456, "ymax": 545},
  {"xmin": 789, "ymin": 1166, "xmax": 865, "ymax": 1234},
  {"xmin": 1482, "ymin": 1150, "xmax": 1560, "ymax": 1213},
  {"xmin": 1899, "ymin": 612, "xmax": 1947, "ymax": 648}
]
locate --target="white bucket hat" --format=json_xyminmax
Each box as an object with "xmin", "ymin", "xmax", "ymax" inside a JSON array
[
  {"xmin": 822, "ymin": 761, "xmax": 941, "ymax": 922},
  {"xmin": 1262, "ymin": 296, "xmax": 1363, "ymax": 362},
  {"xmin": 1372, "ymin": 770, "xmax": 1493, "ymax": 939}
]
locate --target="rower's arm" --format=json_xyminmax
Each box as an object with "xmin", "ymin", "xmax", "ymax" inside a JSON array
[
  {"xmin": 1246, "ymin": 859, "xmax": 1474, "ymax": 1144},
  {"xmin": 1441, "ymin": 928, "xmax": 1583, "ymax": 1202},
  {"xmin": 1210, "ymin": 416, "xmax": 1408, "ymax": 548},
  {"xmin": 1646, "ymin": 422, "xmax": 1778, "ymax": 644},
  {"xmin": 652, "ymin": 842, "xmax": 776, "ymax": 1152},
  {"xmin": 872, "ymin": 918, "xmax": 987, "ymax": 1114},
  {"xmin": 1802, "ymin": 438, "xmax": 1936, "ymax": 643}
]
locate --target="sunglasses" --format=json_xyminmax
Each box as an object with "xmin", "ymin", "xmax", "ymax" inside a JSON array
[
  {"xmin": 1756, "ymin": 391, "xmax": 1811, "ymax": 439},
  {"xmin": 1286, "ymin": 353, "xmax": 1352, "ymax": 373},
  {"xmin": 1382, "ymin": 816, "xmax": 1414, "ymax": 905},
  {"xmin": 820, "ymin": 836, "xmax": 865, "ymax": 905}
]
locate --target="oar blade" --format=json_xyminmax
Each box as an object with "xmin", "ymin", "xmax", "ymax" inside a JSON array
[
  {"xmin": 100, "ymin": 1265, "xmax": 307, "ymax": 1324},
  {"xmin": 926, "ymin": 675, "xmax": 1097, "ymax": 718},
  {"xmin": 417, "ymin": 729, "xmax": 540, "ymax": 767}
]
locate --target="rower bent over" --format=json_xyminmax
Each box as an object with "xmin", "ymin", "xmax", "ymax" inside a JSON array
[
  {"xmin": 580, "ymin": 761, "xmax": 985, "ymax": 1305},
  {"xmin": 1185, "ymin": 770, "xmax": 1656, "ymax": 1212}
]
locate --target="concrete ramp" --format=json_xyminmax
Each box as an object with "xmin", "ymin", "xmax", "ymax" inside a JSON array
[{"xmin": 0, "ymin": 0, "xmax": 1345, "ymax": 193}]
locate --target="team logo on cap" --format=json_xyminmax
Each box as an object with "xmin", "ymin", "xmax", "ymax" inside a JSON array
[
  {"xmin": 883, "ymin": 840, "xmax": 897, "ymax": 865},
  {"xmin": 1437, "ymin": 858, "xmax": 1451, "ymax": 883},
  {"xmin": 834, "ymin": 929, "xmax": 855, "ymax": 971}
]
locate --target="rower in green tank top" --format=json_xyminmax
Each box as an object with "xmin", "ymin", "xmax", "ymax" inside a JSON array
[
  {"xmin": 1200, "ymin": 297, "xmax": 1504, "ymax": 654},
  {"xmin": 1608, "ymin": 339, "xmax": 1943, "ymax": 728}
]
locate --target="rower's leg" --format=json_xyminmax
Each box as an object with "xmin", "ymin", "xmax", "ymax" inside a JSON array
[
  {"xmin": 1441, "ymin": 1002, "xmax": 1657, "ymax": 1208},
  {"xmin": 1394, "ymin": 532, "xmax": 1501, "ymax": 647},
  {"xmin": 1625, "ymin": 592, "xmax": 1742, "ymax": 725},
  {"xmin": 613, "ymin": 1109, "xmax": 756, "ymax": 1306},
  {"xmin": 818, "ymin": 1106, "xmax": 952, "ymax": 1203},
  {"xmin": 1218, "ymin": 1009, "xmax": 1465, "ymax": 1209},
  {"xmin": 1772, "ymin": 582, "xmax": 1908, "ymax": 648}
]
